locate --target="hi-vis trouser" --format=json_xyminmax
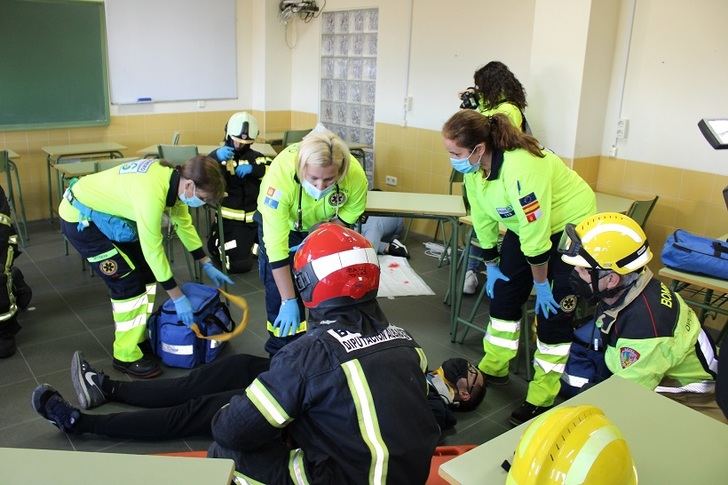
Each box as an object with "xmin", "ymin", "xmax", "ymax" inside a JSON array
[
  {"xmin": 478, "ymin": 230, "xmax": 575, "ymax": 407},
  {"xmin": 61, "ymin": 220, "xmax": 157, "ymax": 362}
]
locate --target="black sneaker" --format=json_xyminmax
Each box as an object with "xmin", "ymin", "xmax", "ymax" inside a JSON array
[
  {"xmin": 388, "ymin": 239, "xmax": 410, "ymax": 259},
  {"xmin": 71, "ymin": 351, "xmax": 108, "ymax": 410},
  {"xmin": 113, "ymin": 355, "xmax": 162, "ymax": 379},
  {"xmin": 509, "ymin": 400, "xmax": 553, "ymax": 426},
  {"xmin": 483, "ymin": 373, "xmax": 510, "ymax": 386},
  {"xmin": 31, "ymin": 384, "xmax": 80, "ymax": 433}
]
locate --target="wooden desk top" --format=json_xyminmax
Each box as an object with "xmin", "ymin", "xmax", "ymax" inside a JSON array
[
  {"xmin": 0, "ymin": 447, "xmax": 234, "ymax": 485},
  {"xmin": 258, "ymin": 131, "xmax": 284, "ymax": 144},
  {"xmin": 138, "ymin": 143, "xmax": 277, "ymax": 159},
  {"xmin": 1, "ymin": 148, "xmax": 19, "ymax": 159},
  {"xmin": 42, "ymin": 142, "xmax": 127, "ymax": 157},
  {"xmin": 439, "ymin": 376, "xmax": 728, "ymax": 484},
  {"xmin": 595, "ymin": 191, "xmax": 634, "ymax": 214},
  {"xmin": 366, "ymin": 191, "xmax": 466, "ymax": 218},
  {"xmin": 658, "ymin": 267, "xmax": 728, "ymax": 293},
  {"xmin": 53, "ymin": 157, "xmax": 139, "ymax": 177}
]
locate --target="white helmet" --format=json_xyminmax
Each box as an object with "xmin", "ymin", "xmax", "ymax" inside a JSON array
[{"xmin": 225, "ymin": 112, "xmax": 259, "ymax": 144}]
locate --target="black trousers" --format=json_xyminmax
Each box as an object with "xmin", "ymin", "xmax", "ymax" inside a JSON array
[
  {"xmin": 76, "ymin": 354, "xmax": 270, "ymax": 440},
  {"xmin": 489, "ymin": 230, "xmax": 576, "ymax": 345}
]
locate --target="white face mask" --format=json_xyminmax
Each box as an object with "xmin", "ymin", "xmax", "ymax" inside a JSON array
[{"xmin": 302, "ymin": 179, "xmax": 335, "ymax": 200}]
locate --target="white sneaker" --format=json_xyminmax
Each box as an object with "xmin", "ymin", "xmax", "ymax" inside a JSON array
[{"xmin": 463, "ymin": 269, "xmax": 478, "ymax": 295}]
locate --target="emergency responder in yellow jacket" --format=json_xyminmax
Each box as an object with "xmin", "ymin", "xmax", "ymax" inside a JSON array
[
  {"xmin": 255, "ymin": 128, "xmax": 368, "ymax": 355},
  {"xmin": 560, "ymin": 212, "xmax": 723, "ymax": 423},
  {"xmin": 59, "ymin": 156, "xmax": 231, "ymax": 378},
  {"xmin": 442, "ymin": 109, "xmax": 596, "ymax": 425}
]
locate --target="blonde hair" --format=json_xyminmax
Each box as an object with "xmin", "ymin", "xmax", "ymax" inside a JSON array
[{"xmin": 296, "ymin": 129, "xmax": 350, "ymax": 181}]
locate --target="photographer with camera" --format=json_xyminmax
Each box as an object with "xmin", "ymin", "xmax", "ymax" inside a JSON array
[{"xmin": 459, "ymin": 61, "xmax": 531, "ymax": 295}]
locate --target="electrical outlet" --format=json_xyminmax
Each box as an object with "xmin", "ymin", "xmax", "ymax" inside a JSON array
[
  {"xmin": 197, "ymin": 100, "xmax": 206, "ymax": 109},
  {"xmin": 616, "ymin": 118, "xmax": 629, "ymax": 139},
  {"xmin": 404, "ymin": 96, "xmax": 413, "ymax": 111},
  {"xmin": 385, "ymin": 175, "xmax": 398, "ymax": 186}
]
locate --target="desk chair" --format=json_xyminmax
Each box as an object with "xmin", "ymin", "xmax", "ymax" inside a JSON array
[
  {"xmin": 626, "ymin": 195, "xmax": 658, "ymax": 228},
  {"xmin": 157, "ymin": 144, "xmax": 199, "ymax": 166},
  {"xmin": 282, "ymin": 129, "xmax": 313, "ymax": 148},
  {"xmin": 0, "ymin": 150, "xmax": 28, "ymax": 245},
  {"xmin": 157, "ymin": 145, "xmax": 200, "ymax": 280}
]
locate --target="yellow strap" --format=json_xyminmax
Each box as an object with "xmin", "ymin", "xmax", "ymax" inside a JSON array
[{"xmin": 189, "ymin": 289, "xmax": 249, "ymax": 342}]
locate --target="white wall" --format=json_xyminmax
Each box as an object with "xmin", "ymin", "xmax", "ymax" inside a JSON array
[
  {"xmin": 285, "ymin": 0, "xmax": 534, "ymax": 129},
  {"xmin": 614, "ymin": 0, "xmax": 728, "ymax": 174}
]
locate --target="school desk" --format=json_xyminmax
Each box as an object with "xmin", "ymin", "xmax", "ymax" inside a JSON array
[
  {"xmin": 438, "ymin": 376, "xmax": 728, "ymax": 484},
  {"xmin": 0, "ymin": 447, "xmax": 234, "ymax": 485},
  {"xmin": 364, "ymin": 190, "xmax": 467, "ymax": 324},
  {"xmin": 42, "ymin": 142, "xmax": 127, "ymax": 221},
  {"xmin": 137, "ymin": 143, "xmax": 278, "ymax": 159}
]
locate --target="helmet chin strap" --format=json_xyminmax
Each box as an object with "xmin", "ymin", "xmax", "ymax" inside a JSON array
[{"xmin": 590, "ymin": 268, "xmax": 637, "ymax": 303}]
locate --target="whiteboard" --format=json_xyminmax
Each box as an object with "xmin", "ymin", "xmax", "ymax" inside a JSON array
[{"xmin": 105, "ymin": 0, "xmax": 237, "ymax": 104}]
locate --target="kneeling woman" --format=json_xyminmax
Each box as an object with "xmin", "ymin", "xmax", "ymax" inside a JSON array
[{"xmin": 59, "ymin": 156, "xmax": 232, "ymax": 378}]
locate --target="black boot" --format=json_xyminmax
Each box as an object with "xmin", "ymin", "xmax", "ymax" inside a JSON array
[{"xmin": 0, "ymin": 336, "xmax": 16, "ymax": 358}]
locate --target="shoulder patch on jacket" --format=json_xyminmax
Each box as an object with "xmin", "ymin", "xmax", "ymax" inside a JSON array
[
  {"xmin": 264, "ymin": 186, "xmax": 282, "ymax": 209},
  {"xmin": 518, "ymin": 192, "xmax": 542, "ymax": 223},
  {"xmin": 619, "ymin": 346, "xmax": 640, "ymax": 368}
]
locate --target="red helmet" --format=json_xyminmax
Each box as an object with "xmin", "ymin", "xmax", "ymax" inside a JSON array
[{"xmin": 293, "ymin": 223, "xmax": 380, "ymax": 308}]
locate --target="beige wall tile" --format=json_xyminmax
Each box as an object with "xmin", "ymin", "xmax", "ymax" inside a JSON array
[{"xmin": 596, "ymin": 157, "xmax": 625, "ymax": 193}]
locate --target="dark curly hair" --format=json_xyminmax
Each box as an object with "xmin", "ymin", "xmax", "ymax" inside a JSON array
[{"xmin": 473, "ymin": 61, "xmax": 527, "ymax": 111}]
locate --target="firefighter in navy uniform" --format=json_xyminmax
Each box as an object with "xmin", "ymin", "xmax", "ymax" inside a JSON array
[
  {"xmin": 0, "ymin": 185, "xmax": 31, "ymax": 358},
  {"xmin": 560, "ymin": 212, "xmax": 724, "ymax": 423},
  {"xmin": 208, "ymin": 224, "xmax": 440, "ymax": 484},
  {"xmin": 208, "ymin": 112, "xmax": 272, "ymax": 274}
]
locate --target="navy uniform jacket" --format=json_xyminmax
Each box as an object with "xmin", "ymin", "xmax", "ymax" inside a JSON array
[{"xmin": 210, "ymin": 301, "xmax": 440, "ymax": 484}]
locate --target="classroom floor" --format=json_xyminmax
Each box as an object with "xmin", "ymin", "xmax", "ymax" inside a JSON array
[{"xmin": 0, "ymin": 221, "xmax": 529, "ymax": 455}]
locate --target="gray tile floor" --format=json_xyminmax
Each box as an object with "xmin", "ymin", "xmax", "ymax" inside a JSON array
[{"xmin": 1, "ymin": 222, "xmax": 528, "ymax": 454}]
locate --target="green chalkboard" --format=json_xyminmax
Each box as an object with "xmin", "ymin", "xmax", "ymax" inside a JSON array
[{"xmin": 0, "ymin": 0, "xmax": 110, "ymax": 131}]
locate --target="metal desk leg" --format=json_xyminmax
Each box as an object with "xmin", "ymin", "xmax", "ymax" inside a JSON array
[
  {"xmin": 46, "ymin": 155, "xmax": 54, "ymax": 222},
  {"xmin": 448, "ymin": 217, "xmax": 459, "ymax": 325},
  {"xmin": 451, "ymin": 227, "xmax": 473, "ymax": 342}
]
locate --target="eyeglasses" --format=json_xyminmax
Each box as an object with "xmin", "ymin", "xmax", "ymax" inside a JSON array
[{"xmin": 465, "ymin": 363, "xmax": 480, "ymax": 395}]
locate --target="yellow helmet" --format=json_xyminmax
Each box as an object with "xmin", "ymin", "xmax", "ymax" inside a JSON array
[
  {"xmin": 507, "ymin": 405, "xmax": 638, "ymax": 485},
  {"xmin": 558, "ymin": 212, "xmax": 652, "ymax": 275}
]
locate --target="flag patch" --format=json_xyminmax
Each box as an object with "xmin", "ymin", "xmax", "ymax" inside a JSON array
[
  {"xmin": 518, "ymin": 192, "xmax": 542, "ymax": 223},
  {"xmin": 264, "ymin": 186, "xmax": 282, "ymax": 209},
  {"xmin": 619, "ymin": 347, "xmax": 640, "ymax": 368}
]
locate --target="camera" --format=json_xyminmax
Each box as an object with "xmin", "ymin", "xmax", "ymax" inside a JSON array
[{"xmin": 459, "ymin": 88, "xmax": 479, "ymax": 110}]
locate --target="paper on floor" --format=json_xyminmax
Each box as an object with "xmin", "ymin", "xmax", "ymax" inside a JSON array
[{"xmin": 376, "ymin": 255, "xmax": 435, "ymax": 298}]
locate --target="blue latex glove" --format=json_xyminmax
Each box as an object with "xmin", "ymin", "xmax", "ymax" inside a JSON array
[
  {"xmin": 485, "ymin": 262, "xmax": 510, "ymax": 299},
  {"xmin": 533, "ymin": 280, "xmax": 560, "ymax": 317},
  {"xmin": 235, "ymin": 163, "xmax": 253, "ymax": 178},
  {"xmin": 289, "ymin": 243, "xmax": 302, "ymax": 253},
  {"xmin": 202, "ymin": 261, "xmax": 234, "ymax": 287},
  {"xmin": 173, "ymin": 295, "xmax": 195, "ymax": 327},
  {"xmin": 274, "ymin": 298, "xmax": 300, "ymax": 337},
  {"xmin": 216, "ymin": 146, "xmax": 234, "ymax": 161}
]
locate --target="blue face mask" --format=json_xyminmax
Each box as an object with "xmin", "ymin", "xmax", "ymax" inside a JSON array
[
  {"xmin": 302, "ymin": 179, "xmax": 335, "ymax": 201},
  {"xmin": 450, "ymin": 146, "xmax": 481, "ymax": 174},
  {"xmin": 179, "ymin": 184, "xmax": 205, "ymax": 208}
]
